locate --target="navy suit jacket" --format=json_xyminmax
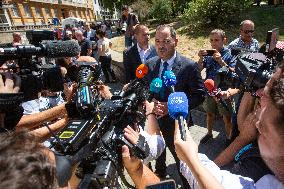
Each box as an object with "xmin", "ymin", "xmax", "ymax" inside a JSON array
[
  {"xmin": 146, "ymin": 53, "xmax": 205, "ymax": 111},
  {"xmin": 123, "ymin": 44, "xmax": 157, "ymax": 82}
]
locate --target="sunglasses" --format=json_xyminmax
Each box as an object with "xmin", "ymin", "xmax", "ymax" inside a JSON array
[{"xmin": 243, "ymin": 30, "xmax": 255, "ymax": 34}]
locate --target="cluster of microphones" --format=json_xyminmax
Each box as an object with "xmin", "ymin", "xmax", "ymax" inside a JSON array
[{"xmin": 133, "ymin": 64, "xmax": 189, "ymax": 141}]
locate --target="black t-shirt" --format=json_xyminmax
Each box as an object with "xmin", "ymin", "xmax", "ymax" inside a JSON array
[{"xmin": 79, "ymin": 38, "xmax": 92, "ymax": 56}]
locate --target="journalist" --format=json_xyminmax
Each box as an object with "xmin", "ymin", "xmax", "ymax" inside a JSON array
[
  {"xmin": 175, "ymin": 61, "xmax": 284, "ymax": 188},
  {"xmin": 197, "ymin": 29, "xmax": 234, "ymax": 145}
]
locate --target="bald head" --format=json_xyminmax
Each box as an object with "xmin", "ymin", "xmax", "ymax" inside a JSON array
[
  {"xmin": 75, "ymin": 30, "xmax": 84, "ymax": 41},
  {"xmin": 240, "ymin": 20, "xmax": 255, "ymax": 43}
]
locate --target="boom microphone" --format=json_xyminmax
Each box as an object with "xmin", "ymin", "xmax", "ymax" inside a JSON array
[
  {"xmin": 149, "ymin": 78, "xmax": 162, "ymax": 101},
  {"xmin": 168, "ymin": 92, "xmax": 189, "ymax": 140},
  {"xmin": 163, "ymin": 70, "xmax": 177, "ymax": 93},
  {"xmin": 204, "ymin": 79, "xmax": 230, "ymax": 111},
  {"xmin": 0, "ymin": 40, "xmax": 80, "ymax": 61}
]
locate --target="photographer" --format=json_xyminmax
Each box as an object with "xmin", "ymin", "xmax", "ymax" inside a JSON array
[
  {"xmin": 197, "ymin": 29, "xmax": 234, "ymax": 145},
  {"xmin": 174, "ymin": 61, "xmax": 284, "ymax": 188}
]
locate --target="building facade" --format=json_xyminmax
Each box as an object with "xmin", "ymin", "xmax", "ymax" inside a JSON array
[
  {"xmin": 92, "ymin": 0, "xmax": 119, "ymax": 21},
  {"xmin": 0, "ymin": 0, "xmax": 96, "ymax": 27}
]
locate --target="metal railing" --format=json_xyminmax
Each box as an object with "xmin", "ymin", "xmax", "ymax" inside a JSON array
[{"xmin": 0, "ymin": 24, "xmax": 54, "ymax": 32}]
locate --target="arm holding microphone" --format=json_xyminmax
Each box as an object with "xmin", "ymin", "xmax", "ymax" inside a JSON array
[{"xmin": 174, "ymin": 120, "xmax": 225, "ymax": 189}]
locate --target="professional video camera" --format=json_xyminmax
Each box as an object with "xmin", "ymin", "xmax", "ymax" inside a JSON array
[
  {"xmin": 0, "ymin": 30, "xmax": 80, "ymax": 100},
  {"xmin": 51, "ymin": 64, "xmax": 150, "ymax": 188},
  {"xmin": 215, "ymin": 28, "xmax": 283, "ymax": 92}
]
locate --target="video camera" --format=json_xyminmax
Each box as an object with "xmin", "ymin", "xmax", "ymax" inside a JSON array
[
  {"xmin": 215, "ymin": 28, "xmax": 283, "ymax": 92},
  {"xmin": 51, "ymin": 64, "xmax": 150, "ymax": 188},
  {"xmin": 0, "ymin": 30, "xmax": 80, "ymax": 101}
]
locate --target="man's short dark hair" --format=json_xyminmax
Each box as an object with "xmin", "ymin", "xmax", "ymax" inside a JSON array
[
  {"xmin": 156, "ymin": 25, "xmax": 177, "ymax": 38},
  {"xmin": 0, "ymin": 130, "xmax": 58, "ymax": 189},
  {"xmin": 121, "ymin": 5, "xmax": 129, "ymax": 12},
  {"xmin": 134, "ymin": 24, "xmax": 148, "ymax": 35},
  {"xmin": 210, "ymin": 29, "xmax": 226, "ymax": 40}
]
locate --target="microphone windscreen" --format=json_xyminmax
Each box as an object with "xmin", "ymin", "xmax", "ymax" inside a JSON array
[
  {"xmin": 168, "ymin": 92, "xmax": 189, "ymax": 119},
  {"xmin": 150, "ymin": 78, "xmax": 162, "ymax": 93},
  {"xmin": 204, "ymin": 79, "xmax": 215, "ymax": 91},
  {"xmin": 163, "ymin": 71, "xmax": 177, "ymax": 87},
  {"xmin": 46, "ymin": 40, "xmax": 80, "ymax": 58},
  {"xmin": 136, "ymin": 64, "xmax": 148, "ymax": 79}
]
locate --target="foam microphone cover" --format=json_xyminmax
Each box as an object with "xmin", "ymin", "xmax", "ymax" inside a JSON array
[
  {"xmin": 168, "ymin": 92, "xmax": 189, "ymax": 120},
  {"xmin": 46, "ymin": 40, "xmax": 80, "ymax": 58},
  {"xmin": 163, "ymin": 70, "xmax": 177, "ymax": 87},
  {"xmin": 204, "ymin": 79, "xmax": 215, "ymax": 91},
  {"xmin": 136, "ymin": 64, "xmax": 149, "ymax": 79},
  {"xmin": 150, "ymin": 78, "xmax": 163, "ymax": 93}
]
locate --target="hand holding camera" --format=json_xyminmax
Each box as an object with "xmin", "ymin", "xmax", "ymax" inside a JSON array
[{"xmin": 0, "ymin": 72, "xmax": 21, "ymax": 94}]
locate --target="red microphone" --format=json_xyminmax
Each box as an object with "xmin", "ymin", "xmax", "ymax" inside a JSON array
[
  {"xmin": 136, "ymin": 64, "xmax": 149, "ymax": 79},
  {"xmin": 204, "ymin": 79, "xmax": 229, "ymax": 111}
]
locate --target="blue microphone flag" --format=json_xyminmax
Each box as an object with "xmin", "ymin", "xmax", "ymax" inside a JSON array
[
  {"xmin": 163, "ymin": 71, "xmax": 177, "ymax": 87},
  {"xmin": 168, "ymin": 92, "xmax": 189, "ymax": 119},
  {"xmin": 150, "ymin": 78, "xmax": 163, "ymax": 94}
]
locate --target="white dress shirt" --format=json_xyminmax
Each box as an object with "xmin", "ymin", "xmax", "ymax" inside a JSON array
[{"xmin": 137, "ymin": 43, "xmax": 151, "ymax": 64}]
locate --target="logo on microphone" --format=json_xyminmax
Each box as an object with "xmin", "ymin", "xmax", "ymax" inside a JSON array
[{"xmin": 170, "ymin": 96, "xmax": 185, "ymax": 105}]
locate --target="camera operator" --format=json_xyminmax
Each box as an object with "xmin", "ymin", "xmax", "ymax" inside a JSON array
[
  {"xmin": 174, "ymin": 61, "xmax": 284, "ymax": 188},
  {"xmin": 0, "ymin": 130, "xmax": 61, "ymax": 189},
  {"xmin": 197, "ymin": 29, "xmax": 234, "ymax": 145}
]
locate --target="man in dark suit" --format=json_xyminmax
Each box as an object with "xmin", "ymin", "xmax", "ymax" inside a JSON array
[
  {"xmin": 146, "ymin": 25, "xmax": 205, "ymax": 188},
  {"xmin": 123, "ymin": 24, "xmax": 157, "ymax": 83}
]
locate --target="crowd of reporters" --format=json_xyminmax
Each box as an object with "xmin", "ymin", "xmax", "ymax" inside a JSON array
[{"xmin": 0, "ymin": 15, "xmax": 283, "ymax": 189}]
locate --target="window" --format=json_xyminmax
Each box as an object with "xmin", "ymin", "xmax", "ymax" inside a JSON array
[
  {"xmin": 23, "ymin": 4, "xmax": 32, "ymax": 17},
  {"xmin": 11, "ymin": 4, "xmax": 20, "ymax": 17},
  {"xmin": 45, "ymin": 7, "xmax": 50, "ymax": 17},
  {"xmin": 35, "ymin": 7, "xmax": 42, "ymax": 17}
]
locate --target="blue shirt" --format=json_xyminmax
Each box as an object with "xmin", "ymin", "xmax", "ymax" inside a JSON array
[
  {"xmin": 228, "ymin": 36, "xmax": 259, "ymax": 52},
  {"xmin": 203, "ymin": 47, "xmax": 233, "ymax": 80}
]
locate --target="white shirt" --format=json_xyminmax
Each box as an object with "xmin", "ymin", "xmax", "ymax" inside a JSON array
[
  {"xmin": 138, "ymin": 126, "xmax": 166, "ymax": 165},
  {"xmin": 97, "ymin": 38, "xmax": 111, "ymax": 56},
  {"xmin": 137, "ymin": 44, "xmax": 151, "ymax": 64},
  {"xmin": 180, "ymin": 153, "xmax": 284, "ymax": 189},
  {"xmin": 159, "ymin": 51, "xmax": 177, "ymax": 78}
]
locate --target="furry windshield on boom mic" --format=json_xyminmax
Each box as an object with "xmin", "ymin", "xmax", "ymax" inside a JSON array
[
  {"xmin": 46, "ymin": 40, "xmax": 80, "ymax": 58},
  {"xmin": 136, "ymin": 64, "xmax": 149, "ymax": 79}
]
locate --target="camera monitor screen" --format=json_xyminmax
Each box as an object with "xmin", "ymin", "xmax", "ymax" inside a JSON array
[{"xmin": 266, "ymin": 28, "xmax": 279, "ymax": 52}]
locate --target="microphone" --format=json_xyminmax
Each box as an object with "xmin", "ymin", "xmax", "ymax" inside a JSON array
[
  {"xmin": 118, "ymin": 64, "xmax": 149, "ymax": 98},
  {"xmin": 136, "ymin": 63, "xmax": 149, "ymax": 79},
  {"xmin": 163, "ymin": 70, "xmax": 177, "ymax": 93},
  {"xmin": 168, "ymin": 92, "xmax": 189, "ymax": 140},
  {"xmin": 0, "ymin": 40, "xmax": 80, "ymax": 61},
  {"xmin": 204, "ymin": 79, "xmax": 230, "ymax": 111},
  {"xmin": 148, "ymin": 78, "xmax": 162, "ymax": 101}
]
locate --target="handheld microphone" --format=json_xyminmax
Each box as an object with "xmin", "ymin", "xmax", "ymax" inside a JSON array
[
  {"xmin": 148, "ymin": 78, "xmax": 163, "ymax": 101},
  {"xmin": 168, "ymin": 92, "xmax": 189, "ymax": 140},
  {"xmin": 118, "ymin": 64, "xmax": 149, "ymax": 98},
  {"xmin": 204, "ymin": 79, "xmax": 230, "ymax": 111},
  {"xmin": 0, "ymin": 40, "xmax": 80, "ymax": 61},
  {"xmin": 163, "ymin": 70, "xmax": 177, "ymax": 93}
]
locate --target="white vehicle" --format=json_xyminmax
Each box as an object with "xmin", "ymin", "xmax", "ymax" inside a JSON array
[{"xmin": 62, "ymin": 17, "xmax": 85, "ymax": 29}]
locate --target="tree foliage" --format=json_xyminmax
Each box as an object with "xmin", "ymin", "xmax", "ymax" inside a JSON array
[
  {"xmin": 149, "ymin": 0, "xmax": 173, "ymax": 23},
  {"xmin": 183, "ymin": 0, "xmax": 251, "ymax": 28}
]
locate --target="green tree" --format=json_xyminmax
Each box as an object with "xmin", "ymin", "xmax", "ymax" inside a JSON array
[
  {"xmin": 183, "ymin": 0, "xmax": 251, "ymax": 28},
  {"xmin": 150, "ymin": 0, "xmax": 173, "ymax": 23}
]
